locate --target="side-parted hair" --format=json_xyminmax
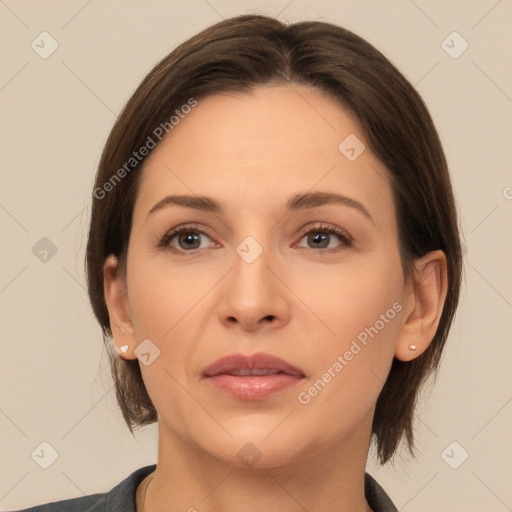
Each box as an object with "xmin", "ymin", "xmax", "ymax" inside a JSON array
[{"xmin": 86, "ymin": 14, "xmax": 462, "ymax": 464}]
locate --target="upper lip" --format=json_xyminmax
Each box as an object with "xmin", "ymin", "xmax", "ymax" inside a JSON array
[{"xmin": 202, "ymin": 352, "xmax": 305, "ymax": 377}]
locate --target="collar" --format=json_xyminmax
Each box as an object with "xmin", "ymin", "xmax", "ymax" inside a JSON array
[{"xmin": 105, "ymin": 464, "xmax": 397, "ymax": 512}]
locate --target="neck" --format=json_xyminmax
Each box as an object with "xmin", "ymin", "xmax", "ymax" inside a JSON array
[{"xmin": 143, "ymin": 417, "xmax": 374, "ymax": 512}]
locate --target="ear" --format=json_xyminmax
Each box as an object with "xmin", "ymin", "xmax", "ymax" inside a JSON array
[
  {"xmin": 103, "ymin": 255, "xmax": 137, "ymax": 361},
  {"xmin": 395, "ymin": 250, "xmax": 448, "ymax": 361}
]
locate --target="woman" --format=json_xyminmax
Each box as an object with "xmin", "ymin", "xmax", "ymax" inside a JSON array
[{"xmin": 12, "ymin": 13, "xmax": 462, "ymax": 512}]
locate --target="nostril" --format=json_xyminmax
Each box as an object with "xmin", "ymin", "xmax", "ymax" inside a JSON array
[{"xmin": 225, "ymin": 315, "xmax": 275, "ymax": 324}]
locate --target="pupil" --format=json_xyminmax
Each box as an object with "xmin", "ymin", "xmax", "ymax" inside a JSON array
[
  {"xmin": 180, "ymin": 232, "xmax": 200, "ymax": 249},
  {"xmin": 310, "ymin": 232, "xmax": 329, "ymax": 248}
]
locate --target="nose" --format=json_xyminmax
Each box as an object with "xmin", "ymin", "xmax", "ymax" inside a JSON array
[{"xmin": 216, "ymin": 240, "xmax": 292, "ymax": 332}]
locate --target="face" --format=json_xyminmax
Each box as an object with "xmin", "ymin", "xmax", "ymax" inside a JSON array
[{"xmin": 112, "ymin": 84, "xmax": 412, "ymax": 468}]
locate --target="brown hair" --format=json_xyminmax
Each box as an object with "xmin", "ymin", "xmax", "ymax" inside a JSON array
[{"xmin": 86, "ymin": 14, "xmax": 462, "ymax": 464}]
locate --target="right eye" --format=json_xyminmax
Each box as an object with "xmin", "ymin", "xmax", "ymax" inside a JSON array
[{"xmin": 158, "ymin": 224, "xmax": 217, "ymax": 253}]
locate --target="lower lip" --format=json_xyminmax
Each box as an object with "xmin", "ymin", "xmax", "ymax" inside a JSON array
[{"xmin": 205, "ymin": 373, "xmax": 304, "ymax": 400}]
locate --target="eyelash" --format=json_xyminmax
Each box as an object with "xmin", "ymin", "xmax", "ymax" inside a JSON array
[{"xmin": 157, "ymin": 222, "xmax": 353, "ymax": 254}]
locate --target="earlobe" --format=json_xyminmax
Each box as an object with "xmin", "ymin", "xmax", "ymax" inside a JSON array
[
  {"xmin": 103, "ymin": 255, "xmax": 137, "ymax": 360},
  {"xmin": 395, "ymin": 250, "xmax": 448, "ymax": 362}
]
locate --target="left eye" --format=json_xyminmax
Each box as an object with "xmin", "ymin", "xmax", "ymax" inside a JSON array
[{"xmin": 296, "ymin": 228, "xmax": 352, "ymax": 251}]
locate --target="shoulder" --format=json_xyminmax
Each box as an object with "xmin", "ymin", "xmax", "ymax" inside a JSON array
[
  {"xmin": 7, "ymin": 464, "xmax": 156, "ymax": 512},
  {"xmin": 8, "ymin": 491, "xmax": 107, "ymax": 512},
  {"xmin": 365, "ymin": 472, "xmax": 397, "ymax": 512}
]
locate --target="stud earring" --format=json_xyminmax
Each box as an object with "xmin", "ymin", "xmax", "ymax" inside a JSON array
[
  {"xmin": 408, "ymin": 344, "xmax": 417, "ymax": 351},
  {"xmin": 120, "ymin": 344, "xmax": 129, "ymax": 353}
]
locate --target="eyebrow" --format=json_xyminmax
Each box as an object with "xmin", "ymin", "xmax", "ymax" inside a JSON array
[{"xmin": 147, "ymin": 191, "xmax": 373, "ymax": 223}]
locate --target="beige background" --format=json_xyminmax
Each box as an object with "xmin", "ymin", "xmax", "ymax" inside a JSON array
[{"xmin": 1, "ymin": 0, "xmax": 511, "ymax": 510}]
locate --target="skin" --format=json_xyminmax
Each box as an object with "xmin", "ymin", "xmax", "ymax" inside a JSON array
[{"xmin": 103, "ymin": 84, "xmax": 448, "ymax": 512}]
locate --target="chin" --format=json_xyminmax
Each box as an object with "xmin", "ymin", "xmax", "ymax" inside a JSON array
[{"xmin": 202, "ymin": 421, "xmax": 314, "ymax": 470}]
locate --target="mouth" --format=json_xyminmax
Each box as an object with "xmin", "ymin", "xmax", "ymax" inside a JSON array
[{"xmin": 202, "ymin": 352, "xmax": 305, "ymax": 400}]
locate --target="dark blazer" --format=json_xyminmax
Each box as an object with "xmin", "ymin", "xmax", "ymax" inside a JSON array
[{"xmin": 8, "ymin": 464, "xmax": 397, "ymax": 512}]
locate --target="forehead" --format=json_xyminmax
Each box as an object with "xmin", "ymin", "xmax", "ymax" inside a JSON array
[{"xmin": 134, "ymin": 84, "xmax": 394, "ymax": 222}]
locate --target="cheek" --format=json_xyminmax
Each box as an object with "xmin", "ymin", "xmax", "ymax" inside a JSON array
[
  {"xmin": 124, "ymin": 257, "xmax": 209, "ymax": 430},
  {"xmin": 299, "ymin": 248, "xmax": 404, "ymax": 345},
  {"xmin": 125, "ymin": 250, "xmax": 221, "ymax": 380},
  {"xmin": 293, "ymin": 250, "xmax": 404, "ymax": 412},
  {"xmin": 123, "ymin": 253, "xmax": 206, "ymax": 409},
  {"xmin": 125, "ymin": 250, "xmax": 209, "ymax": 338}
]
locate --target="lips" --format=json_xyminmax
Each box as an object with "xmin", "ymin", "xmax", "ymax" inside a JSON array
[
  {"xmin": 202, "ymin": 352, "xmax": 305, "ymax": 400},
  {"xmin": 202, "ymin": 353, "xmax": 304, "ymax": 378}
]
